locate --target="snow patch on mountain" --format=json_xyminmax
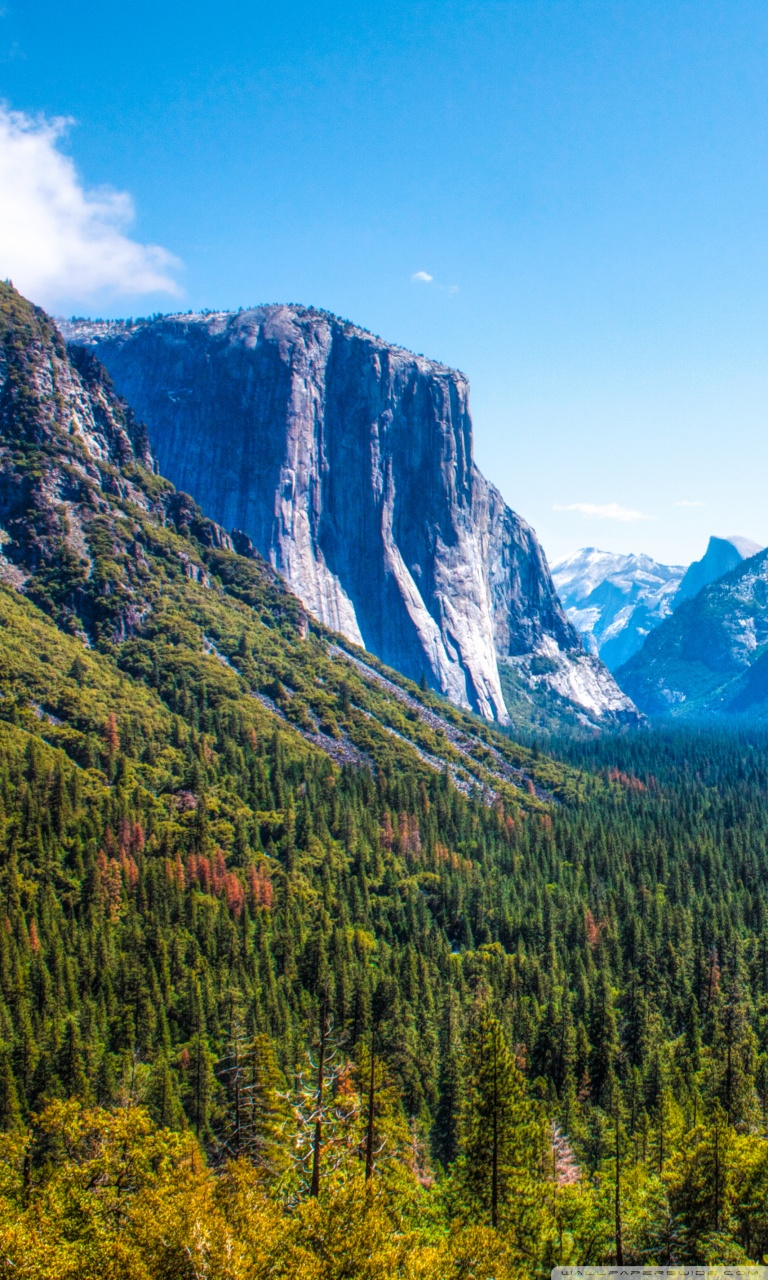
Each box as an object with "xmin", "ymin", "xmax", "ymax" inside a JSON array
[{"xmin": 551, "ymin": 548, "xmax": 685, "ymax": 671}]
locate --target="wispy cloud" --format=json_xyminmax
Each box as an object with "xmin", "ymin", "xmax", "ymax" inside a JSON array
[
  {"xmin": 675, "ymin": 500, "xmax": 705, "ymax": 508},
  {"xmin": 411, "ymin": 269, "xmax": 459, "ymax": 296},
  {"xmin": 0, "ymin": 104, "xmax": 181, "ymax": 306},
  {"xmin": 554, "ymin": 502, "xmax": 652, "ymax": 523}
]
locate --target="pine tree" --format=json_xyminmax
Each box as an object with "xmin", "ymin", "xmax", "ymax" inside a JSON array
[
  {"xmin": 57, "ymin": 1017, "xmax": 89, "ymax": 1101},
  {"xmin": 457, "ymin": 1008, "xmax": 541, "ymax": 1232},
  {"xmin": 244, "ymin": 1034, "xmax": 290, "ymax": 1178},
  {"xmin": 180, "ymin": 1033, "xmax": 217, "ymax": 1139},
  {"xmin": 667, "ymin": 1101, "xmax": 735, "ymax": 1260},
  {"xmin": 363, "ymin": 978, "xmax": 394, "ymax": 1181},
  {"xmin": 433, "ymin": 993, "xmax": 462, "ymax": 1171},
  {"xmin": 0, "ymin": 1042, "xmax": 21, "ymax": 1131},
  {"xmin": 712, "ymin": 958, "xmax": 756, "ymax": 1127},
  {"xmin": 146, "ymin": 1054, "xmax": 185, "ymax": 1131},
  {"xmin": 290, "ymin": 1002, "xmax": 354, "ymax": 1197},
  {"xmin": 588, "ymin": 970, "xmax": 619, "ymax": 1109},
  {"xmin": 611, "ymin": 1084, "xmax": 624, "ymax": 1264}
]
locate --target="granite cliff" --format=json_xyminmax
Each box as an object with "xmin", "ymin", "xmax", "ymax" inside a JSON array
[
  {"xmin": 674, "ymin": 534, "xmax": 762, "ymax": 606},
  {"xmin": 0, "ymin": 279, "xmax": 598, "ymax": 807},
  {"xmin": 63, "ymin": 305, "xmax": 639, "ymax": 729}
]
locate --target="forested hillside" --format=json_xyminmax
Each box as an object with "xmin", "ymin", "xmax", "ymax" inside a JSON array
[{"xmin": 3, "ymin": 283, "xmax": 768, "ymax": 1275}]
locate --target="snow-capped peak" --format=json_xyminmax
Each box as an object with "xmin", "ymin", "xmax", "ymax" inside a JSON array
[{"xmin": 551, "ymin": 548, "xmax": 686, "ymax": 671}]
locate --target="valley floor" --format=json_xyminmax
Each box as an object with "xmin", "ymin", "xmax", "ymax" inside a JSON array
[{"xmin": 3, "ymin": 723, "xmax": 768, "ymax": 1275}]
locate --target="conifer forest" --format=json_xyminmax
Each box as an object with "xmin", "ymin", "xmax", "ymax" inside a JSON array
[{"xmin": 3, "ymin": 285, "xmax": 768, "ymax": 1276}]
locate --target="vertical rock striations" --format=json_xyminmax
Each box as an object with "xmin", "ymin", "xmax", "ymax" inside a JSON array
[{"xmin": 63, "ymin": 305, "xmax": 639, "ymax": 727}]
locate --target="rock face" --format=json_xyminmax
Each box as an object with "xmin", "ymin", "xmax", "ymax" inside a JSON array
[
  {"xmin": 674, "ymin": 535, "xmax": 762, "ymax": 606},
  {"xmin": 552, "ymin": 548, "xmax": 686, "ymax": 671},
  {"xmin": 63, "ymin": 305, "xmax": 640, "ymax": 727},
  {"xmin": 0, "ymin": 282, "xmax": 259, "ymax": 645}
]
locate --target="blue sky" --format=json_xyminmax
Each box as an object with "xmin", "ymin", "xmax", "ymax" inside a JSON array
[{"xmin": 2, "ymin": 0, "xmax": 768, "ymax": 566}]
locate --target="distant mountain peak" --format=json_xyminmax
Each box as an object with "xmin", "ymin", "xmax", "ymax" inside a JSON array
[
  {"xmin": 674, "ymin": 533, "xmax": 763, "ymax": 606},
  {"xmin": 551, "ymin": 547, "xmax": 685, "ymax": 671},
  {"xmin": 553, "ymin": 533, "xmax": 766, "ymax": 678},
  {"xmin": 719, "ymin": 533, "xmax": 761, "ymax": 558},
  {"xmin": 617, "ymin": 545, "xmax": 768, "ymax": 720}
]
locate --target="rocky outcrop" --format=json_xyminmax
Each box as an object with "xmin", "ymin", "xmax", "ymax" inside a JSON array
[
  {"xmin": 63, "ymin": 305, "xmax": 640, "ymax": 727},
  {"xmin": 0, "ymin": 288, "xmax": 158, "ymax": 637},
  {"xmin": 0, "ymin": 282, "xmax": 286, "ymax": 647}
]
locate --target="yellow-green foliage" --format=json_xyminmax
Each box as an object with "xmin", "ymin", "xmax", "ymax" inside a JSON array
[
  {"xmin": 13, "ymin": 1093, "xmax": 768, "ymax": 1277},
  {"xmin": 0, "ymin": 1099, "xmax": 537, "ymax": 1279}
]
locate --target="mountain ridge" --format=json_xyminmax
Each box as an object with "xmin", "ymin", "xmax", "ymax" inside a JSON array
[
  {"xmin": 553, "ymin": 534, "xmax": 763, "ymax": 677},
  {"xmin": 551, "ymin": 546, "xmax": 685, "ymax": 670},
  {"xmin": 616, "ymin": 545, "xmax": 768, "ymax": 718},
  {"xmin": 63, "ymin": 304, "xmax": 640, "ymax": 732},
  {"xmin": 0, "ymin": 281, "xmax": 585, "ymax": 804},
  {"xmin": 674, "ymin": 533, "xmax": 762, "ymax": 605}
]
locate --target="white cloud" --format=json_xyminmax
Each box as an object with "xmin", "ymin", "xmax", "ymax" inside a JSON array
[
  {"xmin": 675, "ymin": 499, "xmax": 705, "ymax": 507},
  {"xmin": 0, "ymin": 105, "xmax": 181, "ymax": 306},
  {"xmin": 553, "ymin": 502, "xmax": 652, "ymax": 522},
  {"xmin": 411, "ymin": 270, "xmax": 433, "ymax": 283}
]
